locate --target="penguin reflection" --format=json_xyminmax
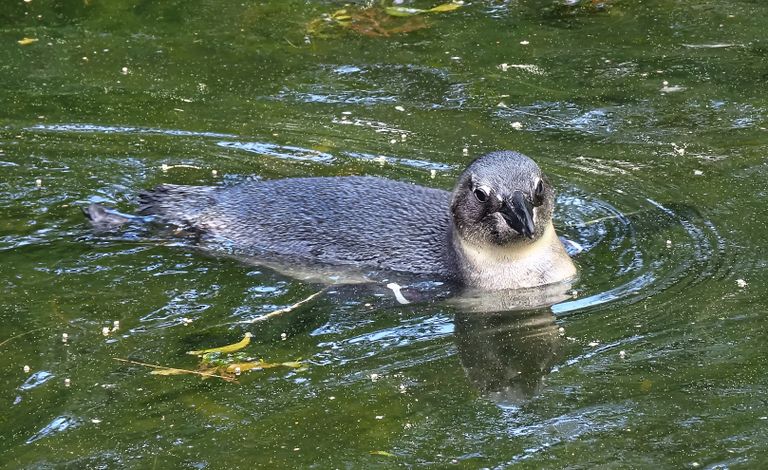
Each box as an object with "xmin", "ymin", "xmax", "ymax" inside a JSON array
[{"xmin": 452, "ymin": 287, "xmax": 569, "ymax": 407}]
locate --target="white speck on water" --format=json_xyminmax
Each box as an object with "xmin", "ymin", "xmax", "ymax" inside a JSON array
[
  {"xmin": 430, "ymin": 169, "xmax": 436, "ymax": 179},
  {"xmin": 736, "ymin": 279, "xmax": 747, "ymax": 288},
  {"xmin": 588, "ymin": 341, "xmax": 600, "ymax": 347},
  {"xmin": 619, "ymin": 350, "xmax": 626, "ymax": 359},
  {"xmin": 661, "ymin": 84, "xmax": 686, "ymax": 93},
  {"xmin": 101, "ymin": 326, "xmax": 110, "ymax": 336},
  {"xmin": 394, "ymin": 105, "xmax": 405, "ymax": 112},
  {"xmin": 375, "ymin": 415, "xmax": 384, "ymax": 420},
  {"xmin": 61, "ymin": 333, "xmax": 68, "ymax": 343},
  {"xmin": 370, "ymin": 373, "xmax": 379, "ymax": 382},
  {"xmin": 280, "ymin": 332, "xmax": 287, "ymax": 341},
  {"xmin": 462, "ymin": 148, "xmax": 469, "ymax": 155},
  {"xmin": 376, "ymin": 156, "xmax": 387, "ymax": 166},
  {"xmin": 91, "ymin": 418, "xmax": 102, "ymax": 424},
  {"xmin": 558, "ymin": 327, "xmax": 565, "ymax": 336},
  {"xmin": 181, "ymin": 317, "xmax": 193, "ymax": 326},
  {"xmin": 329, "ymin": 396, "xmax": 335, "ymax": 400},
  {"xmin": 64, "ymin": 378, "xmax": 71, "ymax": 387},
  {"xmin": 35, "ymin": 178, "xmax": 42, "ymax": 187},
  {"xmin": 520, "ymin": 40, "xmax": 530, "ymax": 45},
  {"xmin": 386, "ymin": 282, "xmax": 410, "ymax": 304},
  {"xmin": 211, "ymin": 169, "xmax": 218, "ymax": 177},
  {"xmin": 341, "ymin": 111, "xmax": 352, "ymax": 115},
  {"xmin": 693, "ymin": 169, "xmax": 703, "ymax": 176},
  {"xmin": 121, "ymin": 66, "xmax": 129, "ymax": 75},
  {"xmin": 390, "ymin": 138, "xmax": 397, "ymax": 144},
  {"xmin": 511, "ymin": 122, "xmax": 523, "ymax": 130},
  {"xmin": 23, "ymin": 365, "xmax": 30, "ymax": 373},
  {"xmin": 666, "ymin": 240, "xmax": 672, "ymax": 247}
]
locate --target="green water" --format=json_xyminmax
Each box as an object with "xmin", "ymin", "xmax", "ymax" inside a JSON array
[{"xmin": 2, "ymin": 0, "xmax": 768, "ymax": 467}]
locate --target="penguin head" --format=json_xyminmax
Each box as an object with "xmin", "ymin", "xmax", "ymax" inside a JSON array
[{"xmin": 450, "ymin": 151, "xmax": 556, "ymax": 247}]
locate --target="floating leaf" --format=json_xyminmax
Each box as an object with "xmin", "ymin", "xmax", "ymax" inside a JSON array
[
  {"xmin": 225, "ymin": 359, "xmax": 303, "ymax": 373},
  {"xmin": 18, "ymin": 37, "xmax": 38, "ymax": 46},
  {"xmin": 280, "ymin": 361, "xmax": 304, "ymax": 369},
  {"xmin": 384, "ymin": 6, "xmax": 426, "ymax": 17},
  {"xmin": 428, "ymin": 2, "xmax": 463, "ymax": 13},
  {"xmin": 384, "ymin": 1, "xmax": 462, "ymax": 17},
  {"xmin": 370, "ymin": 450, "xmax": 396, "ymax": 457},
  {"xmin": 187, "ymin": 332, "xmax": 253, "ymax": 356},
  {"xmin": 150, "ymin": 368, "xmax": 193, "ymax": 376}
]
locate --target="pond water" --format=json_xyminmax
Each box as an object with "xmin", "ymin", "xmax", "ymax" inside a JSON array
[{"xmin": 2, "ymin": 0, "xmax": 768, "ymax": 467}]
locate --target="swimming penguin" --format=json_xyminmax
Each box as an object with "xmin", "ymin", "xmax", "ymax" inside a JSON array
[{"xmin": 84, "ymin": 151, "xmax": 577, "ymax": 290}]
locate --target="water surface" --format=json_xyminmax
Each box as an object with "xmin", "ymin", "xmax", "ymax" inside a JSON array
[{"xmin": 2, "ymin": 0, "xmax": 768, "ymax": 468}]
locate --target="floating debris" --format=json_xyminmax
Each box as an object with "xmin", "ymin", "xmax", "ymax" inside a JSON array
[
  {"xmin": 23, "ymin": 365, "xmax": 30, "ymax": 373},
  {"xmin": 187, "ymin": 332, "xmax": 253, "ymax": 356},
  {"xmin": 18, "ymin": 37, "xmax": 38, "ymax": 46},
  {"xmin": 736, "ymin": 279, "xmax": 747, "ymax": 288},
  {"xmin": 371, "ymin": 450, "xmax": 396, "ymax": 457}
]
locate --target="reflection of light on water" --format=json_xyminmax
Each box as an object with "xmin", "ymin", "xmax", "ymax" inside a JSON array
[
  {"xmin": 216, "ymin": 140, "xmax": 335, "ymax": 163},
  {"xmin": 26, "ymin": 415, "xmax": 79, "ymax": 444},
  {"xmin": 29, "ymin": 123, "xmax": 235, "ymax": 138},
  {"xmin": 552, "ymin": 273, "xmax": 654, "ymax": 315}
]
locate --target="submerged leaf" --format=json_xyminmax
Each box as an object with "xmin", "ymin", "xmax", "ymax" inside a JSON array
[{"xmin": 187, "ymin": 332, "xmax": 253, "ymax": 356}]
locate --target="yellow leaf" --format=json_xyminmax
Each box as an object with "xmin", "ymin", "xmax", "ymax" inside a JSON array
[
  {"xmin": 150, "ymin": 368, "xmax": 193, "ymax": 376},
  {"xmin": 187, "ymin": 332, "xmax": 253, "ymax": 356},
  {"xmin": 428, "ymin": 2, "xmax": 462, "ymax": 13},
  {"xmin": 18, "ymin": 38, "xmax": 39, "ymax": 46},
  {"xmin": 280, "ymin": 361, "xmax": 304, "ymax": 369},
  {"xmin": 370, "ymin": 450, "xmax": 396, "ymax": 457},
  {"xmin": 384, "ymin": 6, "xmax": 426, "ymax": 17}
]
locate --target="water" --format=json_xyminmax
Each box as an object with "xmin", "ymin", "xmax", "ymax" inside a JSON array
[{"xmin": 2, "ymin": 0, "xmax": 768, "ymax": 467}]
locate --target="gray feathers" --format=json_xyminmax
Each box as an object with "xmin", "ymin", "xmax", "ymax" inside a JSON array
[{"xmin": 140, "ymin": 177, "xmax": 455, "ymax": 276}]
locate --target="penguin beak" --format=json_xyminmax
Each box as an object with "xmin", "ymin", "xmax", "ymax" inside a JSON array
[{"xmin": 498, "ymin": 191, "xmax": 535, "ymax": 239}]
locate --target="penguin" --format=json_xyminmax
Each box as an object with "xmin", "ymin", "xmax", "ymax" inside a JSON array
[{"xmin": 84, "ymin": 151, "xmax": 577, "ymax": 290}]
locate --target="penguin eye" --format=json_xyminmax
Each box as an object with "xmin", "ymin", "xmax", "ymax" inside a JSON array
[{"xmin": 473, "ymin": 188, "xmax": 488, "ymax": 203}]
